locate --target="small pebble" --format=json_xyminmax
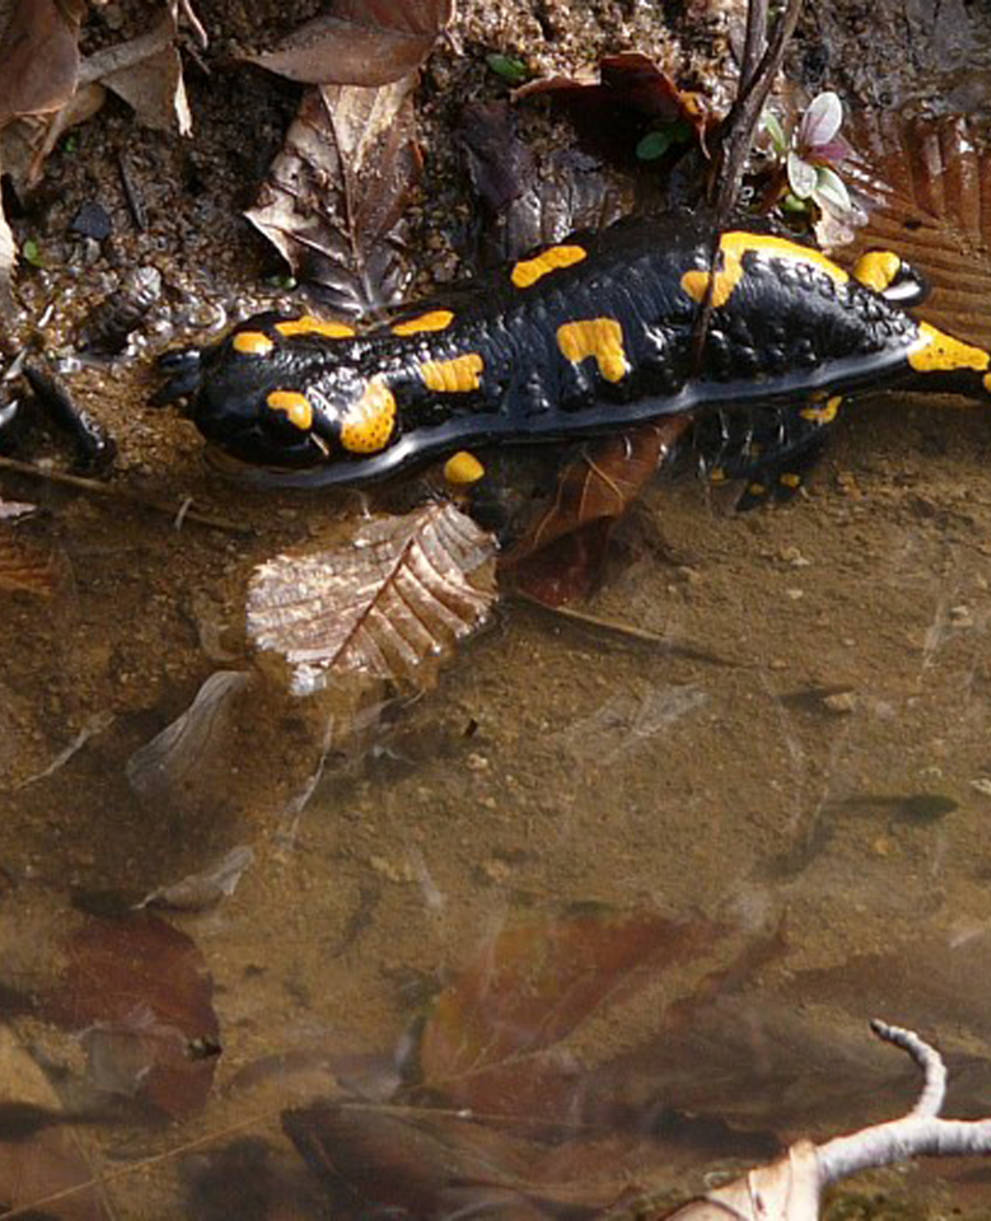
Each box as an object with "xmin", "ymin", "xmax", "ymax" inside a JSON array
[
  {"xmin": 822, "ymin": 690, "xmax": 856, "ymax": 714},
  {"xmin": 970, "ymin": 778, "xmax": 991, "ymax": 797}
]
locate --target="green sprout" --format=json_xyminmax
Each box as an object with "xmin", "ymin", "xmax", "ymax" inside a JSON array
[
  {"xmin": 635, "ymin": 120, "xmax": 694, "ymax": 162},
  {"xmin": 21, "ymin": 239, "xmax": 44, "ymax": 268},
  {"xmin": 486, "ymin": 53, "xmax": 529, "ymax": 85}
]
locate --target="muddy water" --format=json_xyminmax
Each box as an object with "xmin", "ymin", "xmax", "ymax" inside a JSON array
[
  {"xmin": 2, "ymin": 383, "xmax": 991, "ymax": 1217},
  {"xmin": 2, "ymin": 0, "xmax": 991, "ymax": 1215}
]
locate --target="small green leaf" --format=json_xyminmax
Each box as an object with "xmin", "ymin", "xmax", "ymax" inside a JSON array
[
  {"xmin": 22, "ymin": 239, "xmax": 43, "ymax": 267},
  {"xmin": 62, "ymin": 134, "xmax": 79, "ymax": 155},
  {"xmin": 787, "ymin": 150, "xmax": 818, "ymax": 199},
  {"xmin": 813, "ymin": 165, "xmax": 852, "ymax": 213},
  {"xmin": 636, "ymin": 129, "xmax": 676, "ymax": 160},
  {"xmin": 486, "ymin": 53, "xmax": 529, "ymax": 84},
  {"xmin": 760, "ymin": 109, "xmax": 787, "ymax": 155},
  {"xmin": 781, "ymin": 191, "xmax": 810, "ymax": 214}
]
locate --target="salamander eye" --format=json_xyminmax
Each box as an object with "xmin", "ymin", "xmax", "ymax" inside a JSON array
[{"xmin": 852, "ymin": 250, "xmax": 929, "ymax": 307}]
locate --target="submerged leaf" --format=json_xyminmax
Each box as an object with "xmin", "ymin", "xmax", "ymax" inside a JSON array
[
  {"xmin": 247, "ymin": 502, "xmax": 497, "ymax": 696},
  {"xmin": 41, "ymin": 913, "xmax": 220, "ymax": 1120},
  {"xmin": 126, "ymin": 671, "xmax": 253, "ymax": 812},
  {"xmin": 416, "ymin": 908, "xmax": 720, "ymax": 1118},
  {"xmin": 0, "ymin": 1025, "xmax": 106, "ymax": 1219},
  {"xmin": 501, "ymin": 418, "xmax": 688, "ymax": 605},
  {"xmin": 246, "ymin": 77, "xmax": 421, "ymax": 313}
]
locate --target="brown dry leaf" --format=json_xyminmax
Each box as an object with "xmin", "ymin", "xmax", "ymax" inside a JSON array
[
  {"xmin": 516, "ymin": 52, "xmax": 711, "ymax": 170},
  {"xmin": 843, "ymin": 113, "xmax": 991, "ymax": 348},
  {"xmin": 0, "ymin": 523, "xmax": 65, "ymax": 596},
  {"xmin": 40, "ymin": 912, "xmax": 221, "ymax": 1121},
  {"xmin": 0, "ymin": 0, "xmax": 83, "ymax": 126},
  {"xmin": 246, "ymin": 501, "xmax": 497, "ymax": 696},
  {"xmin": 458, "ymin": 99, "xmax": 637, "ymax": 269},
  {"xmin": 500, "ymin": 418, "xmax": 690, "ymax": 606},
  {"xmin": 415, "ymin": 907, "xmax": 721, "ymax": 1121},
  {"xmin": 86, "ymin": 15, "xmax": 191, "ymax": 135},
  {"xmin": 246, "ymin": 77, "xmax": 421, "ymax": 314},
  {"xmin": 246, "ymin": 0, "xmax": 454, "ymax": 87}
]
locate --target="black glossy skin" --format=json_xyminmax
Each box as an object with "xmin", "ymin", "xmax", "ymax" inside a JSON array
[{"xmin": 156, "ymin": 213, "xmax": 989, "ymax": 489}]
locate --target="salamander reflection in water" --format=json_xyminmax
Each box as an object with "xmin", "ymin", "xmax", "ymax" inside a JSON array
[{"xmin": 155, "ymin": 213, "xmax": 991, "ymax": 500}]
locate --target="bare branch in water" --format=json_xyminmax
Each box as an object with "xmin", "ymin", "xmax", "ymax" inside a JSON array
[{"xmin": 669, "ymin": 1020, "xmax": 991, "ymax": 1221}]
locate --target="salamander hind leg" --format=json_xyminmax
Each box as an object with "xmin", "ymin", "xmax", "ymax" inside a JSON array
[{"xmin": 698, "ymin": 397, "xmax": 841, "ymax": 511}]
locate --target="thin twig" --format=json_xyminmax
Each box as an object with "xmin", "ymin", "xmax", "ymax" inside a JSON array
[
  {"xmin": 0, "ymin": 455, "xmax": 253, "ymax": 534},
  {"xmin": 691, "ymin": 0, "xmax": 805, "ymax": 366}
]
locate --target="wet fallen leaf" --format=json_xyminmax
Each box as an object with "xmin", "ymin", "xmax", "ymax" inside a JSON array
[
  {"xmin": 245, "ymin": 0, "xmax": 454, "ymax": 87},
  {"xmin": 247, "ymin": 502, "xmax": 497, "ymax": 696},
  {"xmin": 247, "ymin": 77, "xmax": 421, "ymax": 314},
  {"xmin": 126, "ymin": 670, "xmax": 254, "ymax": 815},
  {"xmin": 843, "ymin": 112, "xmax": 991, "ymax": 348},
  {"xmin": 283, "ymin": 1103, "xmax": 554, "ymax": 1217},
  {"xmin": 500, "ymin": 419, "xmax": 689, "ymax": 606},
  {"xmin": 137, "ymin": 844, "xmax": 255, "ymax": 912},
  {"xmin": 0, "ymin": 1024, "xmax": 107, "ymax": 1219},
  {"xmin": 458, "ymin": 99, "xmax": 636, "ymax": 268},
  {"xmin": 41, "ymin": 912, "xmax": 221, "ymax": 1120},
  {"xmin": 415, "ymin": 907, "xmax": 721, "ymax": 1121}
]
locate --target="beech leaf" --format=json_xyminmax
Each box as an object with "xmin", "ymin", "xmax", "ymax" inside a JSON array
[
  {"xmin": 500, "ymin": 418, "xmax": 689, "ymax": 606},
  {"xmin": 247, "ymin": 502, "xmax": 497, "ymax": 696},
  {"xmin": 40, "ymin": 913, "xmax": 220, "ymax": 1121},
  {"xmin": 415, "ymin": 908, "xmax": 721, "ymax": 1119},
  {"xmin": 842, "ymin": 112, "xmax": 991, "ymax": 347}
]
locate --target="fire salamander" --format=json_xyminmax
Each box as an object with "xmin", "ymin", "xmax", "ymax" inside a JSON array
[{"xmin": 156, "ymin": 213, "xmax": 991, "ymax": 503}]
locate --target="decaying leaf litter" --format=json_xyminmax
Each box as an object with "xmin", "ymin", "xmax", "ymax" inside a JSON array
[{"xmin": 1, "ymin": 0, "xmax": 991, "ymax": 1216}]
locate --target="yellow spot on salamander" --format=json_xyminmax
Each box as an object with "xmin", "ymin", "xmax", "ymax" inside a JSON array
[
  {"xmin": 908, "ymin": 322, "xmax": 991, "ymax": 374},
  {"xmin": 779, "ymin": 472, "xmax": 801, "ymax": 489},
  {"xmin": 747, "ymin": 482, "xmax": 766, "ymax": 497},
  {"xmin": 800, "ymin": 394, "xmax": 842, "ymax": 424},
  {"xmin": 267, "ymin": 390, "xmax": 313, "ymax": 431},
  {"xmin": 340, "ymin": 379, "xmax": 396, "ymax": 454},
  {"xmin": 233, "ymin": 331, "xmax": 274, "ymax": 355},
  {"xmin": 275, "ymin": 316, "xmax": 356, "ymax": 339},
  {"xmin": 680, "ymin": 231, "xmax": 849, "ymax": 309},
  {"xmin": 984, "ymin": 373, "xmax": 991, "ymax": 394},
  {"xmin": 709, "ymin": 467, "xmax": 726, "ymax": 484},
  {"xmin": 852, "ymin": 250, "xmax": 902, "ymax": 293},
  {"xmin": 444, "ymin": 451, "xmax": 485, "ymax": 485},
  {"xmin": 556, "ymin": 317, "xmax": 628, "ymax": 383},
  {"xmin": 420, "ymin": 353, "xmax": 484, "ymax": 393},
  {"xmin": 510, "ymin": 244, "xmax": 587, "ymax": 289},
  {"xmin": 391, "ymin": 310, "xmax": 454, "ymax": 337}
]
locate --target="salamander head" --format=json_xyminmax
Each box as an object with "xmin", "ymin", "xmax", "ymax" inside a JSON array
[{"xmin": 157, "ymin": 313, "xmax": 399, "ymax": 471}]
